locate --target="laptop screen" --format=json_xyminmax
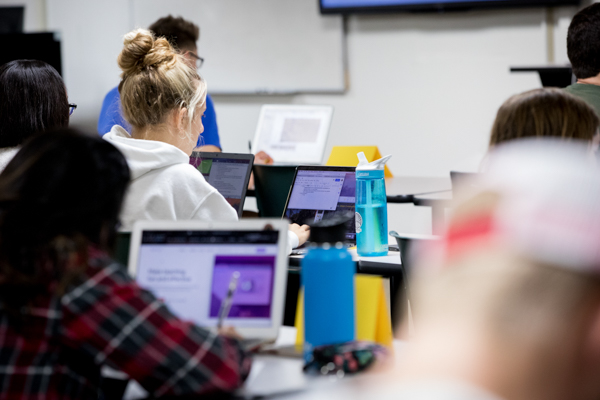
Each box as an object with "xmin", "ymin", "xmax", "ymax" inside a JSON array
[
  {"xmin": 189, "ymin": 153, "xmax": 253, "ymax": 216},
  {"xmin": 284, "ymin": 168, "xmax": 356, "ymax": 241},
  {"xmin": 135, "ymin": 229, "xmax": 279, "ymax": 328}
]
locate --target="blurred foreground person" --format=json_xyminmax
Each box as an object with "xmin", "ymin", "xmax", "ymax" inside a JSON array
[
  {"xmin": 395, "ymin": 140, "xmax": 600, "ymax": 400},
  {"xmin": 291, "ymin": 140, "xmax": 600, "ymax": 400},
  {"xmin": 0, "ymin": 130, "xmax": 250, "ymax": 399}
]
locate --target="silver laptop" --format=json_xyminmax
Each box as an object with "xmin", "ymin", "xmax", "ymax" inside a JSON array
[{"xmin": 127, "ymin": 220, "xmax": 289, "ymax": 341}]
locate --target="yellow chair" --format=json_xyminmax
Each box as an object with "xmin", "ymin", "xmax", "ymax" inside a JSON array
[
  {"xmin": 295, "ymin": 274, "xmax": 393, "ymax": 349},
  {"xmin": 326, "ymin": 146, "xmax": 393, "ymax": 178}
]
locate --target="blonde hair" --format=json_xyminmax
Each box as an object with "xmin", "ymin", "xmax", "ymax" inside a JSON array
[{"xmin": 117, "ymin": 28, "xmax": 206, "ymax": 131}]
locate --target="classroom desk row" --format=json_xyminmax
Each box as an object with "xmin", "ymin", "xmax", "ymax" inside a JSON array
[{"xmin": 385, "ymin": 176, "xmax": 453, "ymax": 235}]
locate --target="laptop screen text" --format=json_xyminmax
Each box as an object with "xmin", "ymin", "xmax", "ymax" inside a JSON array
[{"xmin": 284, "ymin": 170, "xmax": 356, "ymax": 241}]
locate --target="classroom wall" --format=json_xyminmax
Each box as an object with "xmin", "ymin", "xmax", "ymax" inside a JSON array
[
  {"xmin": 214, "ymin": 7, "xmax": 577, "ymax": 177},
  {"xmin": 2, "ymin": 0, "xmax": 588, "ymax": 233}
]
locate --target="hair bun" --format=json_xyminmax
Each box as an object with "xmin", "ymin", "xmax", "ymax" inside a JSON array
[{"xmin": 118, "ymin": 28, "xmax": 175, "ymax": 76}]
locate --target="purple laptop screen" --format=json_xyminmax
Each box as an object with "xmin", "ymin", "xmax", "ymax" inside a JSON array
[{"xmin": 209, "ymin": 256, "xmax": 275, "ymax": 319}]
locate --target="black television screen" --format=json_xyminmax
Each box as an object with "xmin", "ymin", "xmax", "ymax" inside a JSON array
[{"xmin": 320, "ymin": 0, "xmax": 580, "ymax": 13}]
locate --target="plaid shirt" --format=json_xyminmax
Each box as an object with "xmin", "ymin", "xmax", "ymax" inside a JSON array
[{"xmin": 0, "ymin": 249, "xmax": 251, "ymax": 399}]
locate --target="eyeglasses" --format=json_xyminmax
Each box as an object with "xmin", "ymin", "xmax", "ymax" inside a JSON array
[
  {"xmin": 185, "ymin": 51, "xmax": 204, "ymax": 69},
  {"xmin": 68, "ymin": 103, "xmax": 77, "ymax": 116}
]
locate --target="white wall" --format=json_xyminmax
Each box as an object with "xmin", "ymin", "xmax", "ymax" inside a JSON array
[{"xmin": 214, "ymin": 7, "xmax": 581, "ymax": 177}]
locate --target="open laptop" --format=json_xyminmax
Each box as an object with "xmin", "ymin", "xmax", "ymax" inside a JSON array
[
  {"xmin": 127, "ymin": 220, "xmax": 289, "ymax": 341},
  {"xmin": 283, "ymin": 166, "xmax": 356, "ymax": 248},
  {"xmin": 251, "ymin": 105, "xmax": 334, "ymax": 165},
  {"xmin": 189, "ymin": 152, "xmax": 254, "ymax": 217}
]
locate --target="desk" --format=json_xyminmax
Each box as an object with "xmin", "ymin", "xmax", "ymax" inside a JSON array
[
  {"xmin": 385, "ymin": 176, "xmax": 453, "ymax": 235},
  {"xmin": 240, "ymin": 327, "xmax": 407, "ymax": 400},
  {"xmin": 385, "ymin": 176, "xmax": 451, "ymax": 197}
]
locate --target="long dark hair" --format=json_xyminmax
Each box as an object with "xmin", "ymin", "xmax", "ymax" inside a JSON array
[
  {"xmin": 0, "ymin": 60, "xmax": 69, "ymax": 148},
  {"xmin": 0, "ymin": 129, "xmax": 130, "ymax": 318}
]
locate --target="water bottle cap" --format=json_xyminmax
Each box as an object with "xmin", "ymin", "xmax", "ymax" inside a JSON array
[
  {"xmin": 356, "ymin": 152, "xmax": 392, "ymax": 171},
  {"xmin": 308, "ymin": 213, "xmax": 353, "ymax": 244}
]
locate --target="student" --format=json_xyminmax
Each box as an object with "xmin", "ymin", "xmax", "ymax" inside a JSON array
[
  {"xmin": 0, "ymin": 129, "xmax": 251, "ymax": 398},
  {"xmin": 565, "ymin": 3, "xmax": 600, "ymax": 117},
  {"xmin": 489, "ymin": 88, "xmax": 599, "ymax": 147},
  {"xmin": 453, "ymin": 88, "xmax": 599, "ymax": 173},
  {"xmin": 0, "ymin": 60, "xmax": 70, "ymax": 170},
  {"xmin": 103, "ymin": 29, "xmax": 309, "ymax": 247},
  {"xmin": 98, "ymin": 15, "xmax": 221, "ymax": 152}
]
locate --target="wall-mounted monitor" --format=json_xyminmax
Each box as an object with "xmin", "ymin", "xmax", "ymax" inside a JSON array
[{"xmin": 319, "ymin": 0, "xmax": 580, "ymax": 14}]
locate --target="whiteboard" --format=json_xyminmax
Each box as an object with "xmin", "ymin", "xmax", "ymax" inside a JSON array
[{"xmin": 132, "ymin": 0, "xmax": 345, "ymax": 94}]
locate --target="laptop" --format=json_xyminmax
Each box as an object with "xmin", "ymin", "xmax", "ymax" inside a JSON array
[
  {"xmin": 251, "ymin": 104, "xmax": 334, "ymax": 165},
  {"xmin": 189, "ymin": 152, "xmax": 254, "ymax": 217},
  {"xmin": 127, "ymin": 219, "xmax": 289, "ymax": 341},
  {"xmin": 283, "ymin": 166, "xmax": 356, "ymax": 248}
]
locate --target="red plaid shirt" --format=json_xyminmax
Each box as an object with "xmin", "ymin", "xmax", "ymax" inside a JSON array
[{"xmin": 0, "ymin": 249, "xmax": 251, "ymax": 399}]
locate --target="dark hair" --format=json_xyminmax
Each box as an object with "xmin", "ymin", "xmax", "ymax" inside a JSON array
[
  {"xmin": 0, "ymin": 60, "xmax": 69, "ymax": 148},
  {"xmin": 149, "ymin": 15, "xmax": 200, "ymax": 51},
  {"xmin": 567, "ymin": 4, "xmax": 600, "ymax": 79},
  {"xmin": 489, "ymin": 88, "xmax": 599, "ymax": 147},
  {"xmin": 0, "ymin": 129, "xmax": 130, "ymax": 319}
]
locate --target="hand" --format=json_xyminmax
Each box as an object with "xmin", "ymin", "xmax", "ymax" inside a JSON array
[
  {"xmin": 254, "ymin": 150, "xmax": 274, "ymax": 165},
  {"xmin": 289, "ymin": 223, "xmax": 310, "ymax": 246},
  {"xmin": 218, "ymin": 326, "xmax": 243, "ymax": 341}
]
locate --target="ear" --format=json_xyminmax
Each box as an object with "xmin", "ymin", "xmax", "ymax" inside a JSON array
[{"xmin": 173, "ymin": 107, "xmax": 189, "ymax": 131}]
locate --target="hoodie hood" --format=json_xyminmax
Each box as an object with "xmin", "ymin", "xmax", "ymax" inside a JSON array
[{"xmin": 103, "ymin": 125, "xmax": 190, "ymax": 180}]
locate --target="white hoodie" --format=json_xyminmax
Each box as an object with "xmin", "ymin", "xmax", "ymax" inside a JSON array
[
  {"xmin": 103, "ymin": 125, "xmax": 238, "ymax": 230},
  {"xmin": 103, "ymin": 126, "xmax": 299, "ymax": 251}
]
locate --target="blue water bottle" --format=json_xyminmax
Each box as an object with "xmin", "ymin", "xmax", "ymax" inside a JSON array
[
  {"xmin": 302, "ymin": 215, "xmax": 355, "ymax": 363},
  {"xmin": 355, "ymin": 152, "xmax": 392, "ymax": 257}
]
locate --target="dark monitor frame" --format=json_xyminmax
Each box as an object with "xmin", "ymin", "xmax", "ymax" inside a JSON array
[
  {"xmin": 190, "ymin": 151, "xmax": 254, "ymax": 218},
  {"xmin": 319, "ymin": 0, "xmax": 580, "ymax": 14},
  {"xmin": 0, "ymin": 32, "xmax": 62, "ymax": 76}
]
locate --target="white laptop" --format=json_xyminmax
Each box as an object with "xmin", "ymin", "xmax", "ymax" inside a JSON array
[
  {"xmin": 252, "ymin": 104, "xmax": 333, "ymax": 165},
  {"xmin": 127, "ymin": 219, "xmax": 289, "ymax": 341}
]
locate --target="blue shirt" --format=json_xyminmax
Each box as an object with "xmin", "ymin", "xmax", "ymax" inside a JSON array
[{"xmin": 97, "ymin": 86, "xmax": 221, "ymax": 149}]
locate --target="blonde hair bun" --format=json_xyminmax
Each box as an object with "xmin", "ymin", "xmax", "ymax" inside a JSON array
[{"xmin": 118, "ymin": 28, "xmax": 176, "ymax": 76}]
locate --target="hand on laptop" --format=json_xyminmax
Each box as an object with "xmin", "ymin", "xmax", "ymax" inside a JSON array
[
  {"xmin": 289, "ymin": 223, "xmax": 310, "ymax": 246},
  {"xmin": 218, "ymin": 326, "xmax": 243, "ymax": 341}
]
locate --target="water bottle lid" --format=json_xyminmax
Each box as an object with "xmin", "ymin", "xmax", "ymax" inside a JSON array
[{"xmin": 308, "ymin": 213, "xmax": 353, "ymax": 244}]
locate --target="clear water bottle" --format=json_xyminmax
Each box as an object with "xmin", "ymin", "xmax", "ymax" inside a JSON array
[
  {"xmin": 355, "ymin": 152, "xmax": 392, "ymax": 257},
  {"xmin": 302, "ymin": 215, "xmax": 355, "ymax": 363}
]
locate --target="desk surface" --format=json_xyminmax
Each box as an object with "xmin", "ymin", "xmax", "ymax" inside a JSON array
[{"xmin": 384, "ymin": 176, "xmax": 451, "ymax": 196}]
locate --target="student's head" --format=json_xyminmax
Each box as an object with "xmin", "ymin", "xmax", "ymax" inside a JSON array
[
  {"xmin": 149, "ymin": 15, "xmax": 201, "ymax": 70},
  {"xmin": 489, "ymin": 88, "xmax": 599, "ymax": 147},
  {"xmin": 0, "ymin": 129, "xmax": 130, "ymax": 315},
  {"xmin": 407, "ymin": 140, "xmax": 600, "ymax": 400},
  {"xmin": 118, "ymin": 28, "xmax": 207, "ymax": 155},
  {"xmin": 568, "ymin": 4, "xmax": 600, "ymax": 80},
  {"xmin": 0, "ymin": 60, "xmax": 69, "ymax": 148}
]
